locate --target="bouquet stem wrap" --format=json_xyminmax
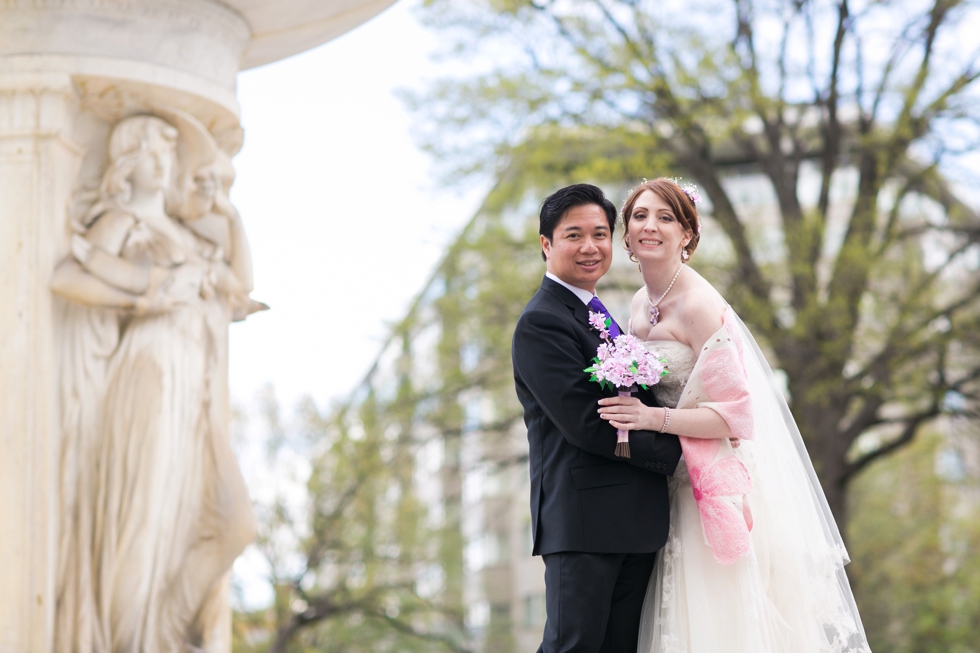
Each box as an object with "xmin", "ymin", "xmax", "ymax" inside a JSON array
[
  {"xmin": 614, "ymin": 388, "xmax": 633, "ymax": 458},
  {"xmin": 583, "ymin": 311, "xmax": 667, "ymax": 460}
]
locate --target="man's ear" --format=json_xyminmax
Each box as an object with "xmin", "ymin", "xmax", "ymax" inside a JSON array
[{"xmin": 540, "ymin": 234, "xmax": 552, "ymax": 262}]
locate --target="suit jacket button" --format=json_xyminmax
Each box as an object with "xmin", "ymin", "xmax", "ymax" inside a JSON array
[{"xmin": 644, "ymin": 461, "xmax": 652, "ymax": 468}]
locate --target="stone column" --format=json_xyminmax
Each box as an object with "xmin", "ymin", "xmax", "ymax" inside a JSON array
[
  {"xmin": 0, "ymin": 75, "xmax": 79, "ymax": 653},
  {"xmin": 0, "ymin": 7, "xmax": 248, "ymax": 651},
  {"xmin": 0, "ymin": 2, "xmax": 394, "ymax": 651}
]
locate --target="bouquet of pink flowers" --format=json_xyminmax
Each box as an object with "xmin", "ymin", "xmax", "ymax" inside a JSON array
[{"xmin": 585, "ymin": 311, "xmax": 668, "ymax": 458}]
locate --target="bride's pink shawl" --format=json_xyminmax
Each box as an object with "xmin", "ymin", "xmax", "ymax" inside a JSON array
[{"xmin": 676, "ymin": 308, "xmax": 754, "ymax": 565}]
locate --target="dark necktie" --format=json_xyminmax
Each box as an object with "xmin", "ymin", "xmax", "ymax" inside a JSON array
[{"xmin": 587, "ymin": 296, "xmax": 622, "ymax": 339}]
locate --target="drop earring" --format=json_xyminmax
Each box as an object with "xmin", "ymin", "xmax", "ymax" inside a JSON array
[{"xmin": 625, "ymin": 240, "xmax": 638, "ymax": 264}]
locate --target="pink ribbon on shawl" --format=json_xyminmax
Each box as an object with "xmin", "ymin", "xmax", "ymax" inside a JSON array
[{"xmin": 679, "ymin": 309, "xmax": 755, "ymax": 565}]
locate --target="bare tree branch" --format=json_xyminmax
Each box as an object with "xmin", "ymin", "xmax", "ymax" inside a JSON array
[
  {"xmin": 843, "ymin": 406, "xmax": 941, "ymax": 482},
  {"xmin": 817, "ymin": 0, "xmax": 850, "ymax": 226}
]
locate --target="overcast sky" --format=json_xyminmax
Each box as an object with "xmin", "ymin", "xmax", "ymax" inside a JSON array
[{"xmin": 228, "ymin": 0, "xmax": 486, "ymax": 414}]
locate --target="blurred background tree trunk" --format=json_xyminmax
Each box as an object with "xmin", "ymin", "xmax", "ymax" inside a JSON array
[
  {"xmin": 230, "ymin": 2, "xmax": 980, "ymax": 650},
  {"xmin": 405, "ymin": 0, "xmax": 980, "ymax": 532}
]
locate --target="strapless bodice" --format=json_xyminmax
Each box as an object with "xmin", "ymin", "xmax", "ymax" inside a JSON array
[{"xmin": 642, "ymin": 340, "xmax": 697, "ymax": 408}]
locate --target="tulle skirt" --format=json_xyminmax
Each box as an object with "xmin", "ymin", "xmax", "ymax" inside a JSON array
[
  {"xmin": 638, "ymin": 455, "xmax": 869, "ymax": 653},
  {"xmin": 635, "ymin": 308, "xmax": 870, "ymax": 653}
]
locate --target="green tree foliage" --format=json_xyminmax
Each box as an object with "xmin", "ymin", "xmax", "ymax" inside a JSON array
[
  {"xmin": 849, "ymin": 424, "xmax": 980, "ymax": 652},
  {"xmin": 232, "ymin": 4, "xmax": 980, "ymax": 643},
  {"xmin": 230, "ymin": 390, "xmax": 470, "ymax": 653},
  {"xmin": 232, "ymin": 205, "xmax": 547, "ymax": 651},
  {"xmin": 234, "ymin": 185, "xmax": 980, "ymax": 650},
  {"xmin": 406, "ymin": 0, "xmax": 980, "ymax": 528}
]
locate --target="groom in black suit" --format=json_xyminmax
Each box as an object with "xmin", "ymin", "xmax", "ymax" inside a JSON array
[{"xmin": 512, "ymin": 184, "xmax": 683, "ymax": 652}]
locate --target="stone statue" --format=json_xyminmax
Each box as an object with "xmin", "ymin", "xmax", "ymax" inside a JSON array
[{"xmin": 51, "ymin": 112, "xmax": 260, "ymax": 652}]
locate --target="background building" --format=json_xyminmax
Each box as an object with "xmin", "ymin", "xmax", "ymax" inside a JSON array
[{"xmin": 327, "ymin": 160, "xmax": 980, "ymax": 651}]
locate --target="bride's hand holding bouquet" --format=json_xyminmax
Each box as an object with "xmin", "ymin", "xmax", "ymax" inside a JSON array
[{"xmin": 584, "ymin": 310, "xmax": 668, "ymax": 458}]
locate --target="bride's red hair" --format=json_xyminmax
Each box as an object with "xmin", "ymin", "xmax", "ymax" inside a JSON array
[{"xmin": 621, "ymin": 178, "xmax": 701, "ymax": 259}]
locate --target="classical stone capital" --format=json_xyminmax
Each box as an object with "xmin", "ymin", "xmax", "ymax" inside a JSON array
[{"xmin": 1, "ymin": 0, "xmax": 250, "ymax": 84}]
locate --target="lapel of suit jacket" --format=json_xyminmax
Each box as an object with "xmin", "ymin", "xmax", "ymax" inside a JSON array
[
  {"xmin": 540, "ymin": 275, "xmax": 595, "ymax": 333},
  {"xmin": 540, "ymin": 276, "xmax": 624, "ymax": 338}
]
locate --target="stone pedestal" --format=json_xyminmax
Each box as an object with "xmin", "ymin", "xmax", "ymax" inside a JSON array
[{"xmin": 0, "ymin": 1, "xmax": 394, "ymax": 651}]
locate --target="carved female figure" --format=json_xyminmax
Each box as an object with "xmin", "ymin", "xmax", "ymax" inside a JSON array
[{"xmin": 52, "ymin": 114, "xmax": 256, "ymax": 652}]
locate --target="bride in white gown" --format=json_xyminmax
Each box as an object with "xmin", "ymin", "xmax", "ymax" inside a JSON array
[{"xmin": 597, "ymin": 178, "xmax": 871, "ymax": 653}]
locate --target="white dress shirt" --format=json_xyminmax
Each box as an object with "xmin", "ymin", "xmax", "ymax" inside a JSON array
[{"xmin": 545, "ymin": 272, "xmax": 596, "ymax": 305}]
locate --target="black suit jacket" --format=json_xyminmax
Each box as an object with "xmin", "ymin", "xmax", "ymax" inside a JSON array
[{"xmin": 513, "ymin": 276, "xmax": 683, "ymax": 555}]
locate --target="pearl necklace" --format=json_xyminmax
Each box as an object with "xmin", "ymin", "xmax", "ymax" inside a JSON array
[{"xmin": 646, "ymin": 262, "xmax": 684, "ymax": 326}]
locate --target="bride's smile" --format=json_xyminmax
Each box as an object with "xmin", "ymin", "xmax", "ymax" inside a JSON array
[{"xmin": 626, "ymin": 191, "xmax": 692, "ymax": 266}]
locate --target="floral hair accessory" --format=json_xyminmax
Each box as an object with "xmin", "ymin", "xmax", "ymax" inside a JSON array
[
  {"xmin": 666, "ymin": 177, "xmax": 702, "ymax": 234},
  {"xmin": 681, "ymin": 183, "xmax": 701, "ymax": 205},
  {"xmin": 665, "ymin": 176, "xmax": 701, "ymax": 206}
]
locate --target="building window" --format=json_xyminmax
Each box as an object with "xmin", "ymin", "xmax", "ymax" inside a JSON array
[
  {"xmin": 523, "ymin": 593, "xmax": 546, "ymax": 629},
  {"xmin": 486, "ymin": 531, "xmax": 509, "ymax": 566},
  {"xmin": 491, "ymin": 602, "xmax": 512, "ymax": 626},
  {"xmin": 467, "ymin": 531, "xmax": 510, "ymax": 570}
]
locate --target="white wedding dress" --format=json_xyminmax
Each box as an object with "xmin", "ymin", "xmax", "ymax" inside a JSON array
[{"xmin": 635, "ymin": 316, "xmax": 871, "ymax": 653}]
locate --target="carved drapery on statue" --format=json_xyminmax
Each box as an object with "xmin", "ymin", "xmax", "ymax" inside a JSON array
[{"xmin": 52, "ymin": 108, "xmax": 264, "ymax": 652}]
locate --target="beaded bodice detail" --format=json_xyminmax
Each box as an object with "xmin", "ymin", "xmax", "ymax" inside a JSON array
[{"xmin": 642, "ymin": 340, "xmax": 697, "ymax": 409}]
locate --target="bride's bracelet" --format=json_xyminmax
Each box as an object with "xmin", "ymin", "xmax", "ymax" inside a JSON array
[{"xmin": 660, "ymin": 407, "xmax": 671, "ymax": 433}]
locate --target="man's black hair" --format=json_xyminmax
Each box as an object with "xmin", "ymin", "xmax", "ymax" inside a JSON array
[{"xmin": 539, "ymin": 184, "xmax": 617, "ymax": 261}]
